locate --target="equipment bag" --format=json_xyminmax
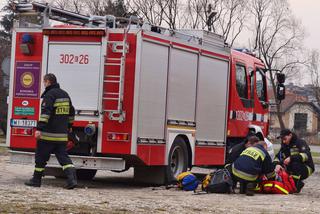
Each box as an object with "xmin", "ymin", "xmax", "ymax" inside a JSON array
[
  {"xmin": 256, "ymin": 168, "xmax": 296, "ymax": 194},
  {"xmin": 176, "ymin": 172, "xmax": 199, "ymax": 191},
  {"xmin": 202, "ymin": 169, "xmax": 233, "ymax": 193}
]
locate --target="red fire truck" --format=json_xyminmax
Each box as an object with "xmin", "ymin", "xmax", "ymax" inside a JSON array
[{"xmin": 6, "ymin": 2, "xmax": 284, "ymax": 183}]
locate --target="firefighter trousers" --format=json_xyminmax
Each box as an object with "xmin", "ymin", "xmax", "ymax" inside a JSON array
[
  {"xmin": 287, "ymin": 161, "xmax": 311, "ymax": 181},
  {"xmin": 35, "ymin": 140, "xmax": 73, "ymax": 170}
]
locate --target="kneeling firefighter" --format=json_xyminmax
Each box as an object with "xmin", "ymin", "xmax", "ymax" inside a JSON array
[
  {"xmin": 274, "ymin": 129, "xmax": 315, "ymax": 193},
  {"xmin": 232, "ymin": 141, "xmax": 276, "ymax": 196},
  {"xmin": 25, "ymin": 73, "xmax": 77, "ymax": 189}
]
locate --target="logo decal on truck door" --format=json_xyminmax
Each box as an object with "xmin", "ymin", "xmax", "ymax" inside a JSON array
[{"xmin": 14, "ymin": 61, "xmax": 41, "ymax": 98}]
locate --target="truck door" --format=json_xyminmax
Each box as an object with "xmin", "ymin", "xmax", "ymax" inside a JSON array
[
  {"xmin": 43, "ymin": 29, "xmax": 106, "ymax": 153},
  {"xmin": 47, "ymin": 41, "xmax": 103, "ymax": 113},
  {"xmin": 253, "ymin": 66, "xmax": 269, "ymax": 134}
]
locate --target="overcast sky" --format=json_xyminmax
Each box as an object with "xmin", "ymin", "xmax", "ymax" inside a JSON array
[
  {"xmin": 0, "ymin": 0, "xmax": 318, "ymax": 51},
  {"xmin": 289, "ymin": 0, "xmax": 320, "ymax": 51},
  {"xmin": 0, "ymin": 0, "xmax": 318, "ymax": 84}
]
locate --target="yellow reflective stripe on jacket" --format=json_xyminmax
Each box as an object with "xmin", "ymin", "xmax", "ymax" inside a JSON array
[
  {"xmin": 253, "ymin": 185, "xmax": 261, "ymax": 191},
  {"xmin": 40, "ymin": 136, "xmax": 68, "ymax": 141},
  {"xmin": 39, "ymin": 114, "xmax": 50, "ymax": 123},
  {"xmin": 35, "ymin": 167, "xmax": 45, "ymax": 172},
  {"xmin": 40, "ymin": 132, "xmax": 68, "ymax": 142},
  {"xmin": 263, "ymin": 183, "xmax": 289, "ymax": 195},
  {"xmin": 291, "ymin": 152, "xmax": 299, "ymax": 156},
  {"xmin": 241, "ymin": 147, "xmax": 266, "ymax": 161},
  {"xmin": 54, "ymin": 101, "xmax": 70, "ymax": 107},
  {"xmin": 56, "ymin": 98, "xmax": 70, "ymax": 102},
  {"xmin": 232, "ymin": 165, "xmax": 258, "ymax": 181},
  {"xmin": 39, "ymin": 117, "xmax": 48, "ymax": 123},
  {"xmin": 306, "ymin": 165, "xmax": 313, "ymax": 176},
  {"xmin": 299, "ymin": 153, "xmax": 308, "ymax": 162},
  {"xmin": 62, "ymin": 164, "xmax": 75, "ymax": 170},
  {"xmin": 292, "ymin": 175, "xmax": 301, "ymax": 180},
  {"xmin": 224, "ymin": 163, "xmax": 231, "ymax": 168}
]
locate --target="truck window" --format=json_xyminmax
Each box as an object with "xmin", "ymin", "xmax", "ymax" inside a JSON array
[
  {"xmin": 249, "ymin": 68, "xmax": 254, "ymax": 101},
  {"xmin": 256, "ymin": 68, "xmax": 267, "ymax": 102},
  {"xmin": 236, "ymin": 64, "xmax": 248, "ymax": 99}
]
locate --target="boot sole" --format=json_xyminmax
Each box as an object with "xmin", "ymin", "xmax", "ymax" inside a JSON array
[
  {"xmin": 64, "ymin": 184, "xmax": 77, "ymax": 189},
  {"xmin": 25, "ymin": 183, "xmax": 41, "ymax": 187}
]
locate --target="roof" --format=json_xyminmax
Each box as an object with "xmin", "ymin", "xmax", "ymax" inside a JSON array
[
  {"xmin": 284, "ymin": 101, "xmax": 320, "ymax": 115},
  {"xmin": 269, "ymin": 89, "xmax": 308, "ymax": 113}
]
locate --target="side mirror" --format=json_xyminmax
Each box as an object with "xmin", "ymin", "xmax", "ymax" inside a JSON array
[
  {"xmin": 276, "ymin": 73, "xmax": 285, "ymax": 84},
  {"xmin": 276, "ymin": 83, "xmax": 285, "ymax": 100}
]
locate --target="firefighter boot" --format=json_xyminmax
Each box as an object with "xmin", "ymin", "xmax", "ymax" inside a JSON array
[
  {"xmin": 64, "ymin": 167, "xmax": 77, "ymax": 189},
  {"xmin": 239, "ymin": 182, "xmax": 247, "ymax": 194},
  {"xmin": 294, "ymin": 179, "xmax": 305, "ymax": 193},
  {"xmin": 245, "ymin": 182, "xmax": 256, "ymax": 196},
  {"xmin": 25, "ymin": 171, "xmax": 43, "ymax": 187}
]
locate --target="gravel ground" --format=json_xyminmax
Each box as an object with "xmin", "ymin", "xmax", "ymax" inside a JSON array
[{"xmin": 0, "ymin": 150, "xmax": 320, "ymax": 214}]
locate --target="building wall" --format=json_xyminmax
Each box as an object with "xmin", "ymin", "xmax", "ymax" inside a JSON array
[
  {"xmin": 288, "ymin": 104, "xmax": 313, "ymax": 132},
  {"xmin": 269, "ymin": 103, "xmax": 318, "ymax": 135}
]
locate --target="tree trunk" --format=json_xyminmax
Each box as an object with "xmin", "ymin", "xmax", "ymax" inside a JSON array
[
  {"xmin": 276, "ymin": 103, "xmax": 285, "ymax": 130},
  {"xmin": 269, "ymin": 69, "xmax": 286, "ymax": 130}
]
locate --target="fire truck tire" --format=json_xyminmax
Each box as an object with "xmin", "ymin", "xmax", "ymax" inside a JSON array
[
  {"xmin": 76, "ymin": 169, "xmax": 97, "ymax": 180},
  {"xmin": 166, "ymin": 137, "xmax": 189, "ymax": 183}
]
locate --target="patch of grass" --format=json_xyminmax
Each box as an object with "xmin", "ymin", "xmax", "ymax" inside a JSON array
[
  {"xmin": 0, "ymin": 146, "xmax": 8, "ymax": 154},
  {"xmin": 311, "ymin": 152, "xmax": 320, "ymax": 157},
  {"xmin": 313, "ymin": 158, "xmax": 320, "ymax": 165}
]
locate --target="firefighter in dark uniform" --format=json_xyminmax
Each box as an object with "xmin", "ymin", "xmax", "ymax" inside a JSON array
[
  {"xmin": 232, "ymin": 141, "xmax": 276, "ymax": 196},
  {"xmin": 226, "ymin": 136, "xmax": 260, "ymax": 165},
  {"xmin": 25, "ymin": 73, "xmax": 77, "ymax": 189},
  {"xmin": 274, "ymin": 129, "xmax": 314, "ymax": 193},
  {"xmin": 225, "ymin": 136, "xmax": 260, "ymax": 190}
]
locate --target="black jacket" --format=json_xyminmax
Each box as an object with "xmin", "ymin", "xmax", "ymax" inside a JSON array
[
  {"xmin": 226, "ymin": 141, "xmax": 246, "ymax": 165},
  {"xmin": 37, "ymin": 83, "xmax": 75, "ymax": 143},
  {"xmin": 274, "ymin": 134, "xmax": 314, "ymax": 172},
  {"xmin": 232, "ymin": 144, "xmax": 275, "ymax": 181}
]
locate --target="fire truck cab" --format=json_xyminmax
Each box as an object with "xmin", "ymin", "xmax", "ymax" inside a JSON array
[{"xmin": 6, "ymin": 2, "xmax": 279, "ymax": 184}]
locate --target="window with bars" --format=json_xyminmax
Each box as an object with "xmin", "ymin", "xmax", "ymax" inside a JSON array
[{"xmin": 294, "ymin": 113, "xmax": 307, "ymax": 131}]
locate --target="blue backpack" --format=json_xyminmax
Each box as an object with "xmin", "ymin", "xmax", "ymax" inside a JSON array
[{"xmin": 177, "ymin": 172, "xmax": 199, "ymax": 191}]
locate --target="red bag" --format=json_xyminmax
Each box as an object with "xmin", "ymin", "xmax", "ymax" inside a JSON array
[{"xmin": 257, "ymin": 168, "xmax": 297, "ymax": 194}]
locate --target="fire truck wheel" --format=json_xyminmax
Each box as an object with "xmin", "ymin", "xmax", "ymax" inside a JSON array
[
  {"xmin": 166, "ymin": 137, "xmax": 189, "ymax": 183},
  {"xmin": 76, "ymin": 169, "xmax": 97, "ymax": 180}
]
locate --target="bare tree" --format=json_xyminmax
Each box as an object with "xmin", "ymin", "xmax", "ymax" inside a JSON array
[
  {"xmin": 51, "ymin": 0, "xmax": 127, "ymax": 17},
  {"xmin": 184, "ymin": 0, "xmax": 220, "ymax": 30},
  {"xmin": 250, "ymin": 0, "xmax": 306, "ymax": 129},
  {"xmin": 127, "ymin": 0, "xmax": 182, "ymax": 29},
  {"xmin": 308, "ymin": 50, "xmax": 320, "ymax": 105},
  {"xmin": 184, "ymin": 0, "xmax": 247, "ymax": 46},
  {"xmin": 157, "ymin": 0, "xmax": 178, "ymax": 29},
  {"xmin": 52, "ymin": 0, "xmax": 71, "ymax": 11},
  {"xmin": 214, "ymin": 0, "xmax": 248, "ymax": 46},
  {"xmin": 127, "ymin": 0, "xmax": 165, "ymax": 26}
]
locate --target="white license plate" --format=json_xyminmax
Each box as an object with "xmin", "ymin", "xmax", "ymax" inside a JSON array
[{"xmin": 11, "ymin": 119, "xmax": 37, "ymax": 128}]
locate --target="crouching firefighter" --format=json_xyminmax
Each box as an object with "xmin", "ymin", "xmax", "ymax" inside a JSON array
[
  {"xmin": 231, "ymin": 141, "xmax": 276, "ymax": 196},
  {"xmin": 274, "ymin": 129, "xmax": 315, "ymax": 193},
  {"xmin": 25, "ymin": 73, "xmax": 77, "ymax": 189}
]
